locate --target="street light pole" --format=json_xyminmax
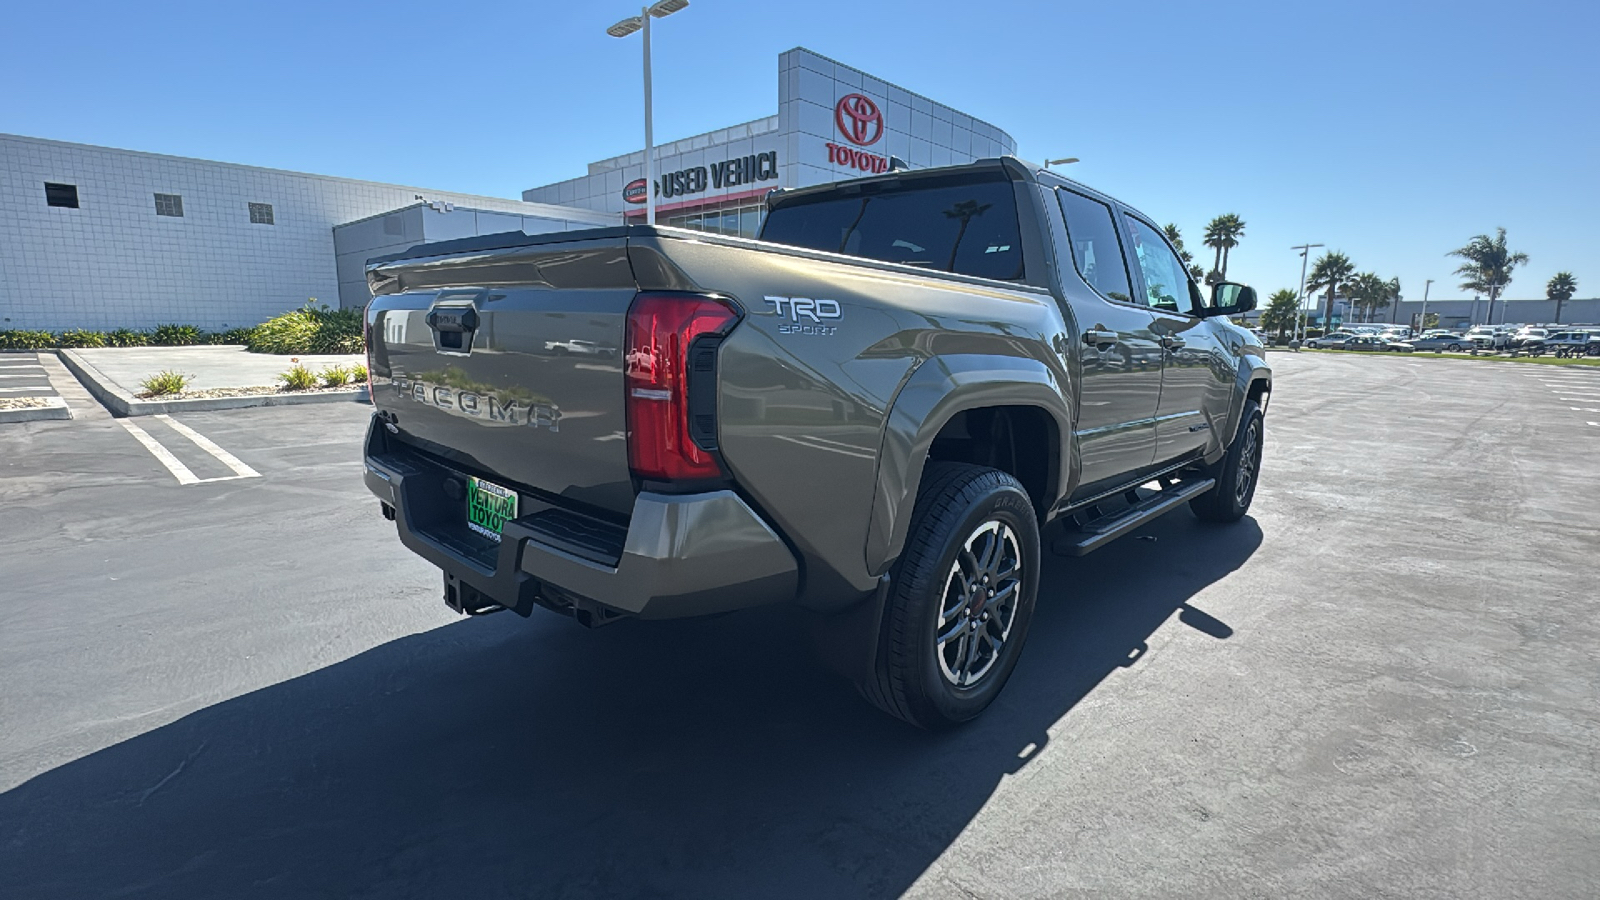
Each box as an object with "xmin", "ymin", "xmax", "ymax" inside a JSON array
[
  {"xmin": 607, "ymin": 0, "xmax": 689, "ymax": 228},
  {"xmin": 642, "ymin": 7, "xmax": 654, "ymax": 226},
  {"xmin": 1418, "ymin": 279, "xmax": 1432, "ymax": 333},
  {"xmin": 1291, "ymin": 243, "xmax": 1323, "ymax": 343}
]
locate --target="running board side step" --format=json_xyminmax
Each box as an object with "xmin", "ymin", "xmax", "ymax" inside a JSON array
[{"xmin": 1050, "ymin": 477, "xmax": 1216, "ymax": 557}]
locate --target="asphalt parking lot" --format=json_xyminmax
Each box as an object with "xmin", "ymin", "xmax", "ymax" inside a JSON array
[{"xmin": 1, "ymin": 353, "xmax": 1596, "ymax": 899}]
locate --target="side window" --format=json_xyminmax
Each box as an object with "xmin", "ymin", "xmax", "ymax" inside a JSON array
[
  {"xmin": 1124, "ymin": 216, "xmax": 1194, "ymax": 314},
  {"xmin": 1056, "ymin": 189, "xmax": 1133, "ymax": 304}
]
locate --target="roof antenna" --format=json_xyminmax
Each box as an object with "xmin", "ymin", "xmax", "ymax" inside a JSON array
[{"xmin": 888, "ymin": 156, "xmax": 909, "ymax": 172}]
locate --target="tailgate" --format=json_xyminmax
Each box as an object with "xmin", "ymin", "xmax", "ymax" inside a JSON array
[{"xmin": 366, "ymin": 232, "xmax": 637, "ymax": 518}]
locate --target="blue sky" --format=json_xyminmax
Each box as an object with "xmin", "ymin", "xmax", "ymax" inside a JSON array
[{"xmin": 5, "ymin": 0, "xmax": 1596, "ymax": 302}]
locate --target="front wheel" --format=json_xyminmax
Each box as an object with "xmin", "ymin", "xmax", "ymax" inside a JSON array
[
  {"xmin": 1191, "ymin": 401, "xmax": 1264, "ymax": 523},
  {"xmin": 857, "ymin": 463, "xmax": 1041, "ymax": 729}
]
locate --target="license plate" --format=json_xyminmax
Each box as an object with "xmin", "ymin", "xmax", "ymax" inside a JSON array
[{"xmin": 466, "ymin": 476, "xmax": 518, "ymax": 542}]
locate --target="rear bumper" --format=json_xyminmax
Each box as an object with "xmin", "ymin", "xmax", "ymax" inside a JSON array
[{"xmin": 363, "ymin": 419, "xmax": 798, "ymax": 620}]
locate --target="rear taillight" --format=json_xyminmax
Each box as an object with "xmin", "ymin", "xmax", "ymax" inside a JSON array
[{"xmin": 625, "ymin": 293, "xmax": 740, "ymax": 483}]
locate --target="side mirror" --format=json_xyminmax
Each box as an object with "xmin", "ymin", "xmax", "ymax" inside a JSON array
[{"xmin": 1199, "ymin": 281, "xmax": 1257, "ymax": 318}]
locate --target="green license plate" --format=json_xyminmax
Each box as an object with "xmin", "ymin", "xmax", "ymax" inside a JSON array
[{"xmin": 466, "ymin": 476, "xmax": 518, "ymax": 542}]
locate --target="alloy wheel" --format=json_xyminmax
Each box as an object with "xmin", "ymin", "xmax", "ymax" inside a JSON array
[
  {"xmin": 935, "ymin": 520, "xmax": 1023, "ymax": 688},
  {"xmin": 1235, "ymin": 420, "xmax": 1261, "ymax": 505}
]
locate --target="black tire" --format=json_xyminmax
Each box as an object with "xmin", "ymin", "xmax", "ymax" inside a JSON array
[
  {"xmin": 1447, "ymin": 343, "xmax": 1462, "ymax": 352},
  {"xmin": 857, "ymin": 462, "xmax": 1041, "ymax": 729},
  {"xmin": 1190, "ymin": 401, "xmax": 1264, "ymax": 523}
]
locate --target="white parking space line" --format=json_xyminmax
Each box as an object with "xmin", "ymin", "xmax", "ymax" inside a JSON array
[
  {"xmin": 118, "ymin": 419, "xmax": 201, "ymax": 485},
  {"xmin": 0, "ymin": 364, "xmax": 45, "ymax": 369},
  {"xmin": 117, "ymin": 416, "xmax": 262, "ymax": 485},
  {"xmin": 1571, "ymin": 407, "xmax": 1600, "ymax": 413},
  {"xmin": 0, "ymin": 386, "xmax": 46, "ymax": 393},
  {"xmin": 0, "ymin": 374, "xmax": 48, "ymax": 379},
  {"xmin": 155, "ymin": 415, "xmax": 261, "ymax": 479}
]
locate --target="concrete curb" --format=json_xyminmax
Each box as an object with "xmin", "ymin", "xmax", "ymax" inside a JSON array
[
  {"xmin": 58, "ymin": 349, "xmax": 370, "ymax": 417},
  {"xmin": 0, "ymin": 397, "xmax": 71, "ymax": 424}
]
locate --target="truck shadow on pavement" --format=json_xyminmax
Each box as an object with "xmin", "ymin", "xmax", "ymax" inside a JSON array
[{"xmin": 1, "ymin": 514, "xmax": 1260, "ymax": 900}]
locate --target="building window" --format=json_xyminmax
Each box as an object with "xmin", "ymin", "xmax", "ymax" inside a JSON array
[
  {"xmin": 248, "ymin": 202, "xmax": 274, "ymax": 225},
  {"xmin": 45, "ymin": 183, "xmax": 79, "ymax": 208},
  {"xmin": 154, "ymin": 193, "xmax": 184, "ymax": 217}
]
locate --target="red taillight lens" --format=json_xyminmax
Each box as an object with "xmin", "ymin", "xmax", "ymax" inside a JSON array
[{"xmin": 625, "ymin": 293, "xmax": 739, "ymax": 482}]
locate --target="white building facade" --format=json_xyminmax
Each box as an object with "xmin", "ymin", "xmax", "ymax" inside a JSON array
[
  {"xmin": 522, "ymin": 47, "xmax": 1017, "ymax": 237},
  {"xmin": 0, "ymin": 134, "xmax": 616, "ymax": 331},
  {"xmin": 4, "ymin": 47, "xmax": 1016, "ymax": 332}
]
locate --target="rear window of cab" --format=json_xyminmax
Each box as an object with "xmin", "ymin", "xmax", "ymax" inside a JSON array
[{"xmin": 760, "ymin": 173, "xmax": 1024, "ymax": 282}]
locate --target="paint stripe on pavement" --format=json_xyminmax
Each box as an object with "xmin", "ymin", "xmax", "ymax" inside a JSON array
[
  {"xmin": 118, "ymin": 419, "xmax": 201, "ymax": 485},
  {"xmin": 156, "ymin": 415, "xmax": 261, "ymax": 479}
]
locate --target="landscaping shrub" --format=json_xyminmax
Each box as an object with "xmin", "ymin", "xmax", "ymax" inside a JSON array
[
  {"xmin": 140, "ymin": 370, "xmax": 192, "ymax": 396},
  {"xmin": 319, "ymin": 365, "xmax": 351, "ymax": 388},
  {"xmin": 0, "ymin": 330, "xmax": 56, "ymax": 350},
  {"xmin": 106, "ymin": 328, "xmax": 149, "ymax": 347},
  {"xmin": 248, "ymin": 301, "xmax": 364, "ymax": 355},
  {"xmin": 217, "ymin": 327, "xmax": 257, "ymax": 345},
  {"xmin": 151, "ymin": 324, "xmax": 204, "ymax": 346},
  {"xmin": 279, "ymin": 364, "xmax": 319, "ymax": 391},
  {"xmin": 307, "ymin": 306, "xmax": 364, "ymax": 354},
  {"xmin": 349, "ymin": 364, "xmax": 369, "ymax": 383},
  {"xmin": 55, "ymin": 329, "xmax": 108, "ymax": 349}
]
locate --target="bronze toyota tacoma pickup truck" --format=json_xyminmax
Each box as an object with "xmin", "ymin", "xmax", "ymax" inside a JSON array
[{"xmin": 362, "ymin": 157, "xmax": 1271, "ymax": 728}]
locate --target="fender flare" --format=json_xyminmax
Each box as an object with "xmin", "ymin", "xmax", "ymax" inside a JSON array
[
  {"xmin": 863, "ymin": 354, "xmax": 1072, "ymax": 577},
  {"xmin": 1219, "ymin": 357, "xmax": 1272, "ymax": 456}
]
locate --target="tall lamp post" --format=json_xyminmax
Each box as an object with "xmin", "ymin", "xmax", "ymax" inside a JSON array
[
  {"xmin": 1418, "ymin": 279, "xmax": 1432, "ymax": 333},
  {"xmin": 1291, "ymin": 243, "xmax": 1323, "ymax": 343},
  {"xmin": 607, "ymin": 0, "xmax": 690, "ymax": 227}
]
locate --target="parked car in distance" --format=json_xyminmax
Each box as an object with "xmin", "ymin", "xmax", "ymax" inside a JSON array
[
  {"xmin": 1511, "ymin": 327, "xmax": 1549, "ymax": 348},
  {"xmin": 1545, "ymin": 330, "xmax": 1600, "ymax": 357},
  {"xmin": 1344, "ymin": 335, "xmax": 1413, "ymax": 352},
  {"xmin": 1466, "ymin": 325, "xmax": 1512, "ymax": 350},
  {"xmin": 1407, "ymin": 333, "xmax": 1475, "ymax": 352},
  {"xmin": 1305, "ymin": 332, "xmax": 1359, "ymax": 349}
]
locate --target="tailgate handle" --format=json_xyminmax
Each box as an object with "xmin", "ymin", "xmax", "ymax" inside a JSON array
[{"xmin": 427, "ymin": 308, "xmax": 479, "ymax": 333}]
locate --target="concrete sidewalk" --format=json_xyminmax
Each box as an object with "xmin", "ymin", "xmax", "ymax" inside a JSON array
[
  {"xmin": 68, "ymin": 346, "xmax": 365, "ymax": 393},
  {"xmin": 60, "ymin": 346, "xmax": 369, "ymax": 417}
]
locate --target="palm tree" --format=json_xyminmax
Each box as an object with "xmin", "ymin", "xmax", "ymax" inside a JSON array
[
  {"xmin": 1547, "ymin": 271, "xmax": 1578, "ymax": 324},
  {"xmin": 1260, "ymin": 288, "xmax": 1301, "ymax": 341},
  {"xmin": 1448, "ymin": 228, "xmax": 1528, "ymax": 325},
  {"xmin": 1344, "ymin": 272, "xmax": 1383, "ymax": 323},
  {"xmin": 1163, "ymin": 223, "xmax": 1195, "ymax": 266},
  {"xmin": 1202, "ymin": 214, "xmax": 1247, "ymax": 281},
  {"xmin": 1345, "ymin": 273, "xmax": 1402, "ymax": 322},
  {"xmin": 1304, "ymin": 251, "xmax": 1355, "ymax": 330}
]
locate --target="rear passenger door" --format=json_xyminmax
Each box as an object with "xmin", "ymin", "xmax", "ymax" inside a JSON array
[
  {"xmin": 1053, "ymin": 188, "xmax": 1165, "ymax": 491},
  {"xmin": 1120, "ymin": 213, "xmax": 1230, "ymax": 464}
]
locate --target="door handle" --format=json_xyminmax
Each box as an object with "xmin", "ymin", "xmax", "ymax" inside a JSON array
[
  {"xmin": 1160, "ymin": 335, "xmax": 1186, "ymax": 350},
  {"xmin": 1082, "ymin": 328, "xmax": 1119, "ymax": 347}
]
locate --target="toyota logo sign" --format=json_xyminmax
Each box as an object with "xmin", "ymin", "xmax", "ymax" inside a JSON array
[{"xmin": 835, "ymin": 93, "xmax": 883, "ymax": 147}]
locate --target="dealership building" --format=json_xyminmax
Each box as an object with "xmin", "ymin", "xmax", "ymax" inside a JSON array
[
  {"xmin": 2, "ymin": 47, "xmax": 1012, "ymax": 332},
  {"xmin": 522, "ymin": 47, "xmax": 1016, "ymax": 236}
]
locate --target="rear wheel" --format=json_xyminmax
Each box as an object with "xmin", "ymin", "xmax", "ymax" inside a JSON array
[
  {"xmin": 1191, "ymin": 401, "xmax": 1264, "ymax": 523},
  {"xmin": 857, "ymin": 463, "xmax": 1040, "ymax": 729}
]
